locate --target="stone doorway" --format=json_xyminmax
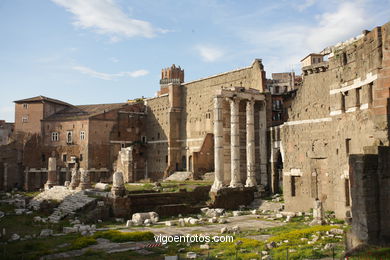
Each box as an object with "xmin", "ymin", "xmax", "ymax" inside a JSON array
[{"xmin": 188, "ymin": 155, "xmax": 192, "ymax": 172}]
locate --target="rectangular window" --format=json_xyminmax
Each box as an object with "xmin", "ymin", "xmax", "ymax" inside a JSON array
[
  {"xmin": 141, "ymin": 136, "xmax": 147, "ymax": 144},
  {"xmin": 368, "ymin": 83, "xmax": 373, "ymax": 104},
  {"xmin": 341, "ymin": 93, "xmax": 346, "ymax": 112},
  {"xmin": 346, "ymin": 138, "xmax": 351, "ymax": 155},
  {"xmin": 66, "ymin": 131, "xmax": 73, "ymax": 144},
  {"xmin": 79, "ymin": 154, "xmax": 83, "ymax": 162},
  {"xmin": 22, "ymin": 116, "xmax": 28, "ymax": 123},
  {"xmin": 345, "ymin": 179, "xmax": 351, "ymax": 206},
  {"xmin": 62, "ymin": 154, "xmax": 67, "ymax": 162},
  {"xmin": 23, "ymin": 103, "xmax": 28, "ymax": 109},
  {"xmin": 80, "ymin": 131, "xmax": 85, "ymax": 140},
  {"xmin": 51, "ymin": 132, "xmax": 59, "ymax": 141},
  {"xmin": 356, "ymin": 87, "xmax": 361, "ymax": 107},
  {"xmin": 291, "ymin": 176, "xmax": 297, "ymax": 197},
  {"xmin": 311, "ymin": 172, "xmax": 318, "ymax": 199}
]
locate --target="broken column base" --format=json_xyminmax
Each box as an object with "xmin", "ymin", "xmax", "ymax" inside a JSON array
[
  {"xmin": 77, "ymin": 183, "xmax": 92, "ymax": 190},
  {"xmin": 44, "ymin": 183, "xmax": 55, "ymax": 190},
  {"xmin": 111, "ymin": 187, "xmax": 126, "ymax": 198},
  {"xmin": 209, "ymin": 186, "xmax": 256, "ymax": 210}
]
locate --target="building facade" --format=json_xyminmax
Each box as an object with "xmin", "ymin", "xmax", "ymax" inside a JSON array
[
  {"xmin": 145, "ymin": 59, "xmax": 270, "ymax": 191},
  {"xmin": 277, "ymin": 22, "xmax": 390, "ymax": 219},
  {"xmin": 0, "ymin": 120, "xmax": 14, "ymax": 145},
  {"xmin": 10, "ymin": 96, "xmax": 146, "ymax": 190}
]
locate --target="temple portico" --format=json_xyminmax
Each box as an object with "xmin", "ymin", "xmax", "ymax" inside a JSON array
[{"xmin": 211, "ymin": 87, "xmax": 267, "ymax": 192}]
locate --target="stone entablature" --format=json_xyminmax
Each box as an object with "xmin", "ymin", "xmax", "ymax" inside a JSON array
[{"xmin": 302, "ymin": 61, "xmax": 329, "ymax": 75}]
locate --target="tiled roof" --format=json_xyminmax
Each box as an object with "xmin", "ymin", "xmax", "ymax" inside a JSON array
[
  {"xmin": 14, "ymin": 95, "xmax": 72, "ymax": 107},
  {"xmin": 44, "ymin": 103, "xmax": 127, "ymax": 121}
]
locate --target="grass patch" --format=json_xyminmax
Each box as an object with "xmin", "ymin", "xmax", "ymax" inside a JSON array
[
  {"xmin": 348, "ymin": 246, "xmax": 390, "ymax": 259},
  {"xmin": 268, "ymin": 225, "xmax": 337, "ymax": 243},
  {"xmin": 266, "ymin": 225, "xmax": 345, "ymax": 260},
  {"xmin": 124, "ymin": 183, "xmax": 154, "ymax": 192},
  {"xmin": 70, "ymin": 236, "xmax": 97, "ymax": 250},
  {"xmin": 210, "ymin": 237, "xmax": 264, "ymax": 259},
  {"xmin": 17, "ymin": 191, "xmax": 40, "ymax": 198},
  {"xmin": 0, "ymin": 203, "xmax": 15, "ymax": 213},
  {"xmin": 124, "ymin": 180, "xmax": 212, "ymax": 193},
  {"xmin": 70, "ymin": 249, "xmax": 162, "ymax": 260},
  {"xmin": 93, "ymin": 230, "xmax": 154, "ymax": 242},
  {"xmin": 1, "ymin": 233, "xmax": 80, "ymax": 260},
  {"xmin": 0, "ymin": 212, "xmax": 70, "ymax": 240}
]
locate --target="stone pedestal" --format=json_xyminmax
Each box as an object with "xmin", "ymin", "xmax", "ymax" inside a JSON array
[
  {"xmin": 310, "ymin": 199, "xmax": 325, "ymax": 225},
  {"xmin": 78, "ymin": 168, "xmax": 91, "ymax": 190},
  {"xmin": 211, "ymin": 96, "xmax": 224, "ymax": 191},
  {"xmin": 44, "ymin": 157, "xmax": 57, "ymax": 190},
  {"xmin": 111, "ymin": 171, "xmax": 126, "ymax": 197}
]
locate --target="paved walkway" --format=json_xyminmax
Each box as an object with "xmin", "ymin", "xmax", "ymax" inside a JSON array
[
  {"xmin": 41, "ymin": 215, "xmax": 283, "ymax": 259},
  {"xmin": 124, "ymin": 215, "xmax": 283, "ymax": 235}
]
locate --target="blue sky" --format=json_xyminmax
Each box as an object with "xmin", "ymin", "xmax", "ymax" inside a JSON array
[{"xmin": 1, "ymin": 0, "xmax": 389, "ymax": 122}]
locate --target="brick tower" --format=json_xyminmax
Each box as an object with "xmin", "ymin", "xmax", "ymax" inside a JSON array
[{"xmin": 158, "ymin": 65, "xmax": 184, "ymax": 96}]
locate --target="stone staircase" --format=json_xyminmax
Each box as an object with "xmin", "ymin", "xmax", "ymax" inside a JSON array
[
  {"xmin": 28, "ymin": 186, "xmax": 96, "ymax": 222},
  {"xmin": 29, "ymin": 186, "xmax": 75, "ymax": 211},
  {"xmin": 48, "ymin": 192, "xmax": 96, "ymax": 222}
]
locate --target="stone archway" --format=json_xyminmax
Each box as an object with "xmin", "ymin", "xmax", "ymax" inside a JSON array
[
  {"xmin": 181, "ymin": 155, "xmax": 186, "ymax": 171},
  {"xmin": 273, "ymin": 150, "xmax": 283, "ymax": 193},
  {"xmin": 188, "ymin": 155, "xmax": 192, "ymax": 172}
]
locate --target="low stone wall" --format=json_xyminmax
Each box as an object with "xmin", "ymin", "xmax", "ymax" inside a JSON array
[
  {"xmin": 107, "ymin": 186, "xmax": 210, "ymax": 218},
  {"xmin": 209, "ymin": 187, "xmax": 256, "ymax": 210},
  {"xmin": 347, "ymin": 146, "xmax": 390, "ymax": 249},
  {"xmin": 25, "ymin": 168, "xmax": 111, "ymax": 191}
]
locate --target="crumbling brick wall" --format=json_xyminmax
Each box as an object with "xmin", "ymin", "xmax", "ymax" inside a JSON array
[{"xmin": 281, "ymin": 22, "xmax": 390, "ymax": 219}]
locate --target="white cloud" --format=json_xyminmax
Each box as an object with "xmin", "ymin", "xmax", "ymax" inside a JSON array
[
  {"xmin": 109, "ymin": 57, "xmax": 119, "ymax": 63},
  {"xmin": 0, "ymin": 106, "xmax": 15, "ymax": 122},
  {"xmin": 235, "ymin": 1, "xmax": 373, "ymax": 73},
  {"xmin": 51, "ymin": 0, "xmax": 167, "ymax": 39},
  {"xmin": 72, "ymin": 66, "xmax": 149, "ymax": 80},
  {"xmin": 123, "ymin": 70, "xmax": 149, "ymax": 78},
  {"xmin": 195, "ymin": 45, "xmax": 224, "ymax": 62},
  {"xmin": 305, "ymin": 2, "xmax": 368, "ymax": 50}
]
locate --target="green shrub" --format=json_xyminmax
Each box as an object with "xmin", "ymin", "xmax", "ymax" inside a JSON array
[
  {"xmin": 70, "ymin": 236, "xmax": 97, "ymax": 250},
  {"xmin": 93, "ymin": 230, "xmax": 154, "ymax": 242},
  {"xmin": 268, "ymin": 225, "xmax": 337, "ymax": 243},
  {"xmin": 211, "ymin": 237, "xmax": 264, "ymax": 258}
]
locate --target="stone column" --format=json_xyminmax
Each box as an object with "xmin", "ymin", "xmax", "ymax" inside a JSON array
[
  {"xmin": 119, "ymin": 147, "xmax": 133, "ymax": 183},
  {"xmin": 78, "ymin": 168, "xmax": 91, "ymax": 190},
  {"xmin": 24, "ymin": 167, "xmax": 29, "ymax": 191},
  {"xmin": 111, "ymin": 171, "xmax": 125, "ymax": 197},
  {"xmin": 229, "ymin": 97, "xmax": 242, "ymax": 188},
  {"xmin": 44, "ymin": 157, "xmax": 57, "ymax": 190},
  {"xmin": 211, "ymin": 96, "xmax": 224, "ymax": 192},
  {"xmin": 3, "ymin": 163, "xmax": 8, "ymax": 191},
  {"xmin": 259, "ymin": 101, "xmax": 268, "ymax": 186},
  {"xmin": 245, "ymin": 99, "xmax": 257, "ymax": 187},
  {"xmin": 70, "ymin": 166, "xmax": 80, "ymax": 190}
]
